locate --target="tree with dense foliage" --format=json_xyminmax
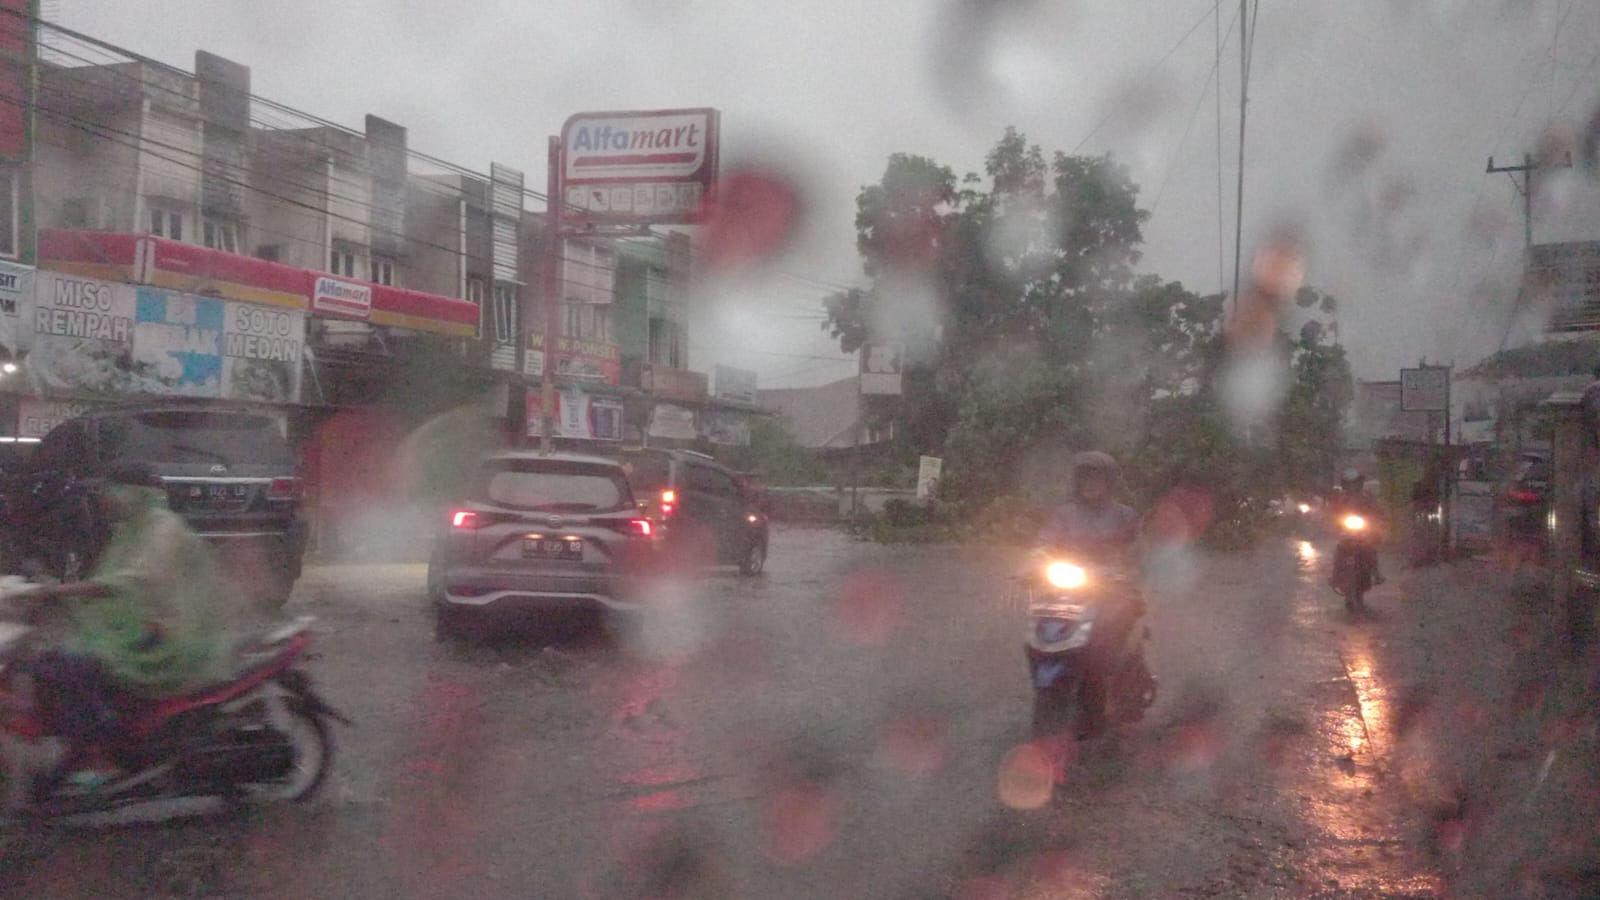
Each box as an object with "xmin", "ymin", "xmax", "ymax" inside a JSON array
[{"xmin": 824, "ymin": 128, "xmax": 1353, "ymax": 524}]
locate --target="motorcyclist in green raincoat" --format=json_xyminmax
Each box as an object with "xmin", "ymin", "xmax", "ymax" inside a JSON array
[{"xmin": 15, "ymin": 461, "xmax": 238, "ymax": 787}]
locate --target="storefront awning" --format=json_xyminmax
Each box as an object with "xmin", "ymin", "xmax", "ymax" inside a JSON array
[{"xmin": 39, "ymin": 229, "xmax": 479, "ymax": 338}]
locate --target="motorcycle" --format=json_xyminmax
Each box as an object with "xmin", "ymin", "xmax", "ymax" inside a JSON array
[
  {"xmin": 0, "ymin": 595, "xmax": 347, "ymax": 820},
  {"xmin": 1330, "ymin": 513, "xmax": 1378, "ymax": 613},
  {"xmin": 1023, "ymin": 556, "xmax": 1157, "ymax": 738}
]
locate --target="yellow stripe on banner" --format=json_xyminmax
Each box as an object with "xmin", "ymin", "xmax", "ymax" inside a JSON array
[
  {"xmin": 370, "ymin": 309, "xmax": 478, "ymax": 337},
  {"xmin": 38, "ymin": 262, "xmax": 134, "ymax": 282},
  {"xmin": 146, "ymin": 272, "xmax": 307, "ymax": 310}
]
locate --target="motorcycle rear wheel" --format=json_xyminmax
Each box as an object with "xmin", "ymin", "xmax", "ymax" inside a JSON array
[
  {"xmin": 236, "ymin": 703, "xmax": 332, "ymax": 803},
  {"xmin": 1031, "ymin": 687, "xmax": 1079, "ymax": 737}
]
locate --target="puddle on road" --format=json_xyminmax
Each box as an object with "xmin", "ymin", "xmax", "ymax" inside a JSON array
[{"xmin": 1284, "ymin": 538, "xmax": 1446, "ymax": 897}]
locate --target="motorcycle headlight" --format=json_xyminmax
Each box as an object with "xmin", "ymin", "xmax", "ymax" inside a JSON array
[
  {"xmin": 1044, "ymin": 561, "xmax": 1088, "ymax": 590},
  {"xmin": 1342, "ymin": 514, "xmax": 1367, "ymax": 532},
  {"xmin": 1297, "ymin": 502, "xmax": 1311, "ymax": 515}
]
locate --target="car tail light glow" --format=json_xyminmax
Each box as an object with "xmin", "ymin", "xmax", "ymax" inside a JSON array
[
  {"xmin": 1509, "ymin": 489, "xmax": 1540, "ymax": 504},
  {"xmin": 268, "ymin": 477, "xmax": 301, "ymax": 500},
  {"xmin": 451, "ymin": 510, "xmax": 478, "ymax": 529},
  {"xmin": 660, "ymin": 489, "xmax": 676, "ymax": 517},
  {"xmin": 630, "ymin": 518, "xmax": 653, "ymax": 537}
]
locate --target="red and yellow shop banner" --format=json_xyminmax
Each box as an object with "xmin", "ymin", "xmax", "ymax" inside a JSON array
[{"xmin": 38, "ymin": 229, "xmax": 479, "ymax": 338}]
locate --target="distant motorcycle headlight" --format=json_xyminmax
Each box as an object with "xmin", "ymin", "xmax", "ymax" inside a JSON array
[
  {"xmin": 1045, "ymin": 561, "xmax": 1088, "ymax": 590},
  {"xmin": 1342, "ymin": 514, "xmax": 1367, "ymax": 532},
  {"xmin": 1297, "ymin": 502, "xmax": 1311, "ymax": 515}
]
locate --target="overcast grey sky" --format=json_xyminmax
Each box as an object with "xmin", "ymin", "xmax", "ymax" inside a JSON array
[{"xmin": 56, "ymin": 0, "xmax": 1600, "ymax": 387}]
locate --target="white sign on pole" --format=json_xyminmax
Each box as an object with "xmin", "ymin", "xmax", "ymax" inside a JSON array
[
  {"xmin": 1400, "ymin": 367, "xmax": 1449, "ymax": 413},
  {"xmin": 1527, "ymin": 241, "xmax": 1600, "ymax": 331},
  {"xmin": 860, "ymin": 343, "xmax": 903, "ymax": 396},
  {"xmin": 559, "ymin": 108, "xmax": 720, "ymax": 226},
  {"xmin": 916, "ymin": 456, "xmax": 943, "ymax": 501}
]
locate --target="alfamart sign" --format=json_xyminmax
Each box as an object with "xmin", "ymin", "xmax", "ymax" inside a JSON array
[{"xmin": 559, "ymin": 108, "xmax": 720, "ymax": 226}]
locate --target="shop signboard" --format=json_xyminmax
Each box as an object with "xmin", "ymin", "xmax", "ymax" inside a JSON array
[
  {"xmin": 0, "ymin": 260, "xmax": 30, "ymax": 360},
  {"xmin": 525, "ymin": 332, "xmax": 622, "ymax": 385},
  {"xmin": 525, "ymin": 391, "xmax": 624, "ymax": 441},
  {"xmin": 25, "ymin": 272, "xmax": 305, "ymax": 402},
  {"xmin": 17, "ymin": 397, "xmax": 100, "ymax": 439},
  {"xmin": 712, "ymin": 364, "xmax": 758, "ymax": 404},
  {"xmin": 707, "ymin": 408, "xmax": 751, "ymax": 445},
  {"xmin": 559, "ymin": 108, "xmax": 720, "ymax": 226},
  {"xmin": 647, "ymin": 403, "xmax": 699, "ymax": 441}
]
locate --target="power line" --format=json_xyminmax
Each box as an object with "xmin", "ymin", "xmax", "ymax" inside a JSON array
[
  {"xmin": 16, "ymin": 48, "xmax": 628, "ymax": 284},
  {"xmin": 1070, "ymin": 1, "xmax": 1222, "ymax": 154},
  {"xmin": 25, "ymin": 12, "xmax": 865, "ymax": 302},
  {"xmin": 1150, "ymin": 4, "xmax": 1239, "ymax": 218},
  {"xmin": 13, "ymin": 94, "xmax": 628, "ymax": 298}
]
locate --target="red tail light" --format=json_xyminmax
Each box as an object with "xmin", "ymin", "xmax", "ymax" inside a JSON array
[
  {"xmin": 451, "ymin": 510, "xmax": 479, "ymax": 529},
  {"xmin": 630, "ymin": 518, "xmax": 653, "ymax": 537},
  {"xmin": 1509, "ymin": 490, "xmax": 1540, "ymax": 504},
  {"xmin": 660, "ymin": 489, "xmax": 676, "ymax": 517},
  {"xmin": 268, "ymin": 477, "xmax": 301, "ymax": 500}
]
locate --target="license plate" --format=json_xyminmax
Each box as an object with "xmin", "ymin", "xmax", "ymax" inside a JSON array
[
  {"xmin": 190, "ymin": 484, "xmax": 248, "ymax": 507},
  {"xmin": 523, "ymin": 537, "xmax": 582, "ymax": 559}
]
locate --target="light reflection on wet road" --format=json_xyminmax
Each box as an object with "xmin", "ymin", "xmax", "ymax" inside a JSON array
[{"xmin": 0, "ymin": 527, "xmax": 1467, "ymax": 897}]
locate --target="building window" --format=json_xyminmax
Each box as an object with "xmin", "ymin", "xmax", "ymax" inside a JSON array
[
  {"xmin": 149, "ymin": 204, "xmax": 183, "ymax": 241},
  {"xmin": 649, "ymin": 317, "xmax": 682, "ymax": 368},
  {"xmin": 329, "ymin": 247, "xmax": 357, "ymax": 278},
  {"xmin": 371, "ymin": 256, "xmax": 395, "ymax": 286},
  {"xmin": 202, "ymin": 219, "xmax": 238, "ymax": 254},
  {"xmin": 255, "ymin": 244, "xmax": 281, "ymax": 263},
  {"xmin": 563, "ymin": 302, "xmax": 584, "ymax": 339},
  {"xmin": 61, "ymin": 197, "xmax": 91, "ymax": 230},
  {"xmin": 466, "ymin": 278, "xmax": 485, "ymax": 305},
  {"xmin": 492, "ymin": 282, "xmax": 516, "ymax": 344},
  {"xmin": 0, "ymin": 169, "xmax": 16, "ymax": 259}
]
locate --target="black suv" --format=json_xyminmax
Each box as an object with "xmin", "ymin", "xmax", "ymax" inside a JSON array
[
  {"xmin": 620, "ymin": 449, "xmax": 769, "ymax": 576},
  {"xmin": 24, "ymin": 405, "xmax": 308, "ymax": 605}
]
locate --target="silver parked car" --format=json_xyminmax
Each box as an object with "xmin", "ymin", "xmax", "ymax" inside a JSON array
[{"xmin": 427, "ymin": 452, "xmax": 660, "ymax": 638}]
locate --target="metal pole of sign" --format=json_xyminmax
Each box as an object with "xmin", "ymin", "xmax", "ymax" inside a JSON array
[
  {"xmin": 1444, "ymin": 365, "xmax": 1455, "ymax": 558},
  {"xmin": 540, "ymin": 135, "xmax": 562, "ymax": 454},
  {"xmin": 851, "ymin": 351, "xmax": 863, "ymax": 529}
]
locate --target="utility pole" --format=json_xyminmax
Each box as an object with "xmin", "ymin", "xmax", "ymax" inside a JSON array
[
  {"xmin": 540, "ymin": 136, "xmax": 563, "ymax": 454},
  {"xmin": 1230, "ymin": 0, "xmax": 1250, "ymax": 311},
  {"xmin": 1487, "ymin": 152, "xmax": 1573, "ymax": 251}
]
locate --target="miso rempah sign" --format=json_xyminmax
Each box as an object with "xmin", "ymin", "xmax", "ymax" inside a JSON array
[
  {"xmin": 1400, "ymin": 366, "xmax": 1450, "ymax": 413},
  {"xmin": 559, "ymin": 108, "xmax": 720, "ymax": 226}
]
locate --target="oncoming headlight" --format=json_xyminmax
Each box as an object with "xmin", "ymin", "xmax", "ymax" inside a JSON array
[
  {"xmin": 1342, "ymin": 514, "xmax": 1367, "ymax": 532},
  {"xmin": 1044, "ymin": 561, "xmax": 1088, "ymax": 590}
]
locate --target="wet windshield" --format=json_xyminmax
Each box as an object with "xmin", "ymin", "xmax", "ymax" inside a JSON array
[{"xmin": 12, "ymin": 3, "xmax": 1600, "ymax": 898}]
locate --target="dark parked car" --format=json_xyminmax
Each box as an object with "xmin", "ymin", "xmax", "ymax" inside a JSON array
[
  {"xmin": 12, "ymin": 405, "xmax": 307, "ymax": 604},
  {"xmin": 427, "ymin": 452, "xmax": 660, "ymax": 637},
  {"xmin": 620, "ymin": 449, "xmax": 769, "ymax": 576}
]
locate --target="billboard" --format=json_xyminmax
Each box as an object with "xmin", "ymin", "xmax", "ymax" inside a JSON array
[
  {"xmin": 861, "ymin": 343, "xmax": 904, "ymax": 396},
  {"xmin": 559, "ymin": 108, "xmax": 720, "ymax": 226},
  {"xmin": 712, "ymin": 364, "xmax": 758, "ymax": 404},
  {"xmin": 525, "ymin": 332, "xmax": 621, "ymax": 385},
  {"xmin": 25, "ymin": 272, "xmax": 305, "ymax": 402},
  {"xmin": 1527, "ymin": 241, "xmax": 1600, "ymax": 331},
  {"xmin": 1400, "ymin": 367, "xmax": 1449, "ymax": 413},
  {"xmin": 0, "ymin": 259, "xmax": 29, "ymax": 360},
  {"xmin": 525, "ymin": 391, "xmax": 623, "ymax": 441},
  {"xmin": 706, "ymin": 409, "xmax": 751, "ymax": 446}
]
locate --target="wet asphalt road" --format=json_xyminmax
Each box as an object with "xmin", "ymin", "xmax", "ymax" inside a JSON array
[{"xmin": 0, "ymin": 526, "xmax": 1531, "ymax": 898}]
